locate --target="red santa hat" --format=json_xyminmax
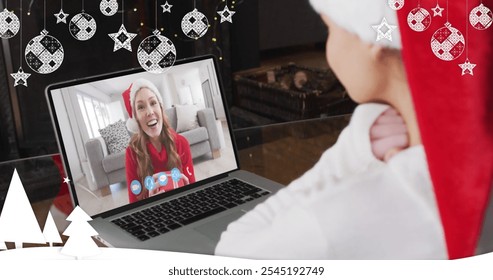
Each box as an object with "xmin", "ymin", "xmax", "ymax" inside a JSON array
[
  {"xmin": 122, "ymin": 78, "xmax": 164, "ymax": 134},
  {"xmin": 310, "ymin": 0, "xmax": 493, "ymax": 259}
]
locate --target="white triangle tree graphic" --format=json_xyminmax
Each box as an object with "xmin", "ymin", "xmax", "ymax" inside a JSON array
[
  {"xmin": 61, "ymin": 206, "xmax": 100, "ymax": 259},
  {"xmin": 43, "ymin": 211, "xmax": 62, "ymax": 247},
  {"xmin": 0, "ymin": 169, "xmax": 46, "ymax": 249}
]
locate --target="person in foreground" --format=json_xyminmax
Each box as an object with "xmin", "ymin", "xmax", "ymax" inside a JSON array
[
  {"xmin": 123, "ymin": 78, "xmax": 196, "ymax": 203},
  {"xmin": 214, "ymin": 0, "xmax": 449, "ymax": 259}
]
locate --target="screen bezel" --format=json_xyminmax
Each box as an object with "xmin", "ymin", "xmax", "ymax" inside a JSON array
[{"xmin": 45, "ymin": 54, "xmax": 241, "ymax": 218}]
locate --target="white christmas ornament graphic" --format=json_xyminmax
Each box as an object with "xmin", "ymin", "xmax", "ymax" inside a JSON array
[
  {"xmin": 69, "ymin": 13, "xmax": 97, "ymax": 41},
  {"xmin": 431, "ymin": 3, "xmax": 445, "ymax": 17},
  {"xmin": 61, "ymin": 206, "xmax": 100, "ymax": 259},
  {"xmin": 388, "ymin": 0, "xmax": 405, "ymax": 10},
  {"xmin": 162, "ymin": 1, "xmax": 173, "ymax": 13},
  {"xmin": 137, "ymin": 30, "xmax": 177, "ymax": 74},
  {"xmin": 54, "ymin": 9, "xmax": 69, "ymax": 24},
  {"xmin": 469, "ymin": 3, "xmax": 492, "ymax": 30},
  {"xmin": 0, "ymin": 169, "xmax": 47, "ymax": 249},
  {"xmin": 109, "ymin": 24, "xmax": 137, "ymax": 52},
  {"xmin": 0, "ymin": 8, "xmax": 19, "ymax": 39},
  {"xmin": 25, "ymin": 29, "xmax": 64, "ymax": 74},
  {"xmin": 43, "ymin": 211, "xmax": 63, "ymax": 247},
  {"xmin": 372, "ymin": 17, "xmax": 397, "ymax": 42},
  {"xmin": 459, "ymin": 59, "xmax": 476, "ymax": 76},
  {"xmin": 217, "ymin": 5, "xmax": 236, "ymax": 23},
  {"xmin": 408, "ymin": 7, "xmax": 432, "ymax": 32},
  {"xmin": 100, "ymin": 0, "xmax": 118, "ymax": 16},
  {"xmin": 10, "ymin": 67, "xmax": 30, "ymax": 87},
  {"xmin": 431, "ymin": 23, "xmax": 465, "ymax": 61},
  {"xmin": 181, "ymin": 8, "xmax": 209, "ymax": 39}
]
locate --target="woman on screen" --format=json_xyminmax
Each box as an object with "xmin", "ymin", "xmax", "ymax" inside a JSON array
[{"xmin": 123, "ymin": 78, "xmax": 196, "ymax": 203}]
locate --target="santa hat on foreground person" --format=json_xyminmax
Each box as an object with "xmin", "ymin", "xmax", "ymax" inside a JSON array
[{"xmin": 310, "ymin": 0, "xmax": 493, "ymax": 259}]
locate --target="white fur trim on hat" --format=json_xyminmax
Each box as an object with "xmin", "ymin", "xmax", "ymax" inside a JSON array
[
  {"xmin": 127, "ymin": 78, "xmax": 164, "ymax": 134},
  {"xmin": 309, "ymin": 0, "xmax": 402, "ymax": 49},
  {"xmin": 126, "ymin": 118, "xmax": 139, "ymax": 134}
]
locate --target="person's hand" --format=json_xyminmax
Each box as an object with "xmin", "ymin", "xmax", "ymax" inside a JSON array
[
  {"xmin": 181, "ymin": 174, "xmax": 190, "ymax": 185},
  {"xmin": 149, "ymin": 173, "xmax": 165, "ymax": 197},
  {"xmin": 370, "ymin": 108, "xmax": 409, "ymax": 162}
]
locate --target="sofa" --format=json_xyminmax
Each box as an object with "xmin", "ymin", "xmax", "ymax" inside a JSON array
[{"xmin": 85, "ymin": 107, "xmax": 221, "ymax": 192}]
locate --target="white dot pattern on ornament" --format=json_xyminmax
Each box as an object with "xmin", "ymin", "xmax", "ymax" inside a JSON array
[
  {"xmin": 0, "ymin": 9, "xmax": 20, "ymax": 39},
  {"xmin": 388, "ymin": 0, "xmax": 405, "ymax": 11},
  {"xmin": 25, "ymin": 34, "xmax": 64, "ymax": 74},
  {"xmin": 181, "ymin": 9, "xmax": 209, "ymax": 39},
  {"xmin": 70, "ymin": 13, "xmax": 97, "ymax": 41},
  {"xmin": 431, "ymin": 25, "xmax": 465, "ymax": 61},
  {"xmin": 469, "ymin": 4, "xmax": 492, "ymax": 30},
  {"xmin": 407, "ymin": 8, "xmax": 431, "ymax": 31},
  {"xmin": 137, "ymin": 34, "xmax": 176, "ymax": 74},
  {"xmin": 100, "ymin": 0, "xmax": 118, "ymax": 16}
]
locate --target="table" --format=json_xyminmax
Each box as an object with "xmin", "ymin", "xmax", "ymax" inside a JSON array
[{"xmin": 0, "ymin": 115, "xmax": 350, "ymax": 250}]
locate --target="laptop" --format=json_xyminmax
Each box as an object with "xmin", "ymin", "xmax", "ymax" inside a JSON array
[{"xmin": 46, "ymin": 55, "xmax": 284, "ymax": 254}]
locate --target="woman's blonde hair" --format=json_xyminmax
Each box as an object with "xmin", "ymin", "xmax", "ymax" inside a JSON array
[{"xmin": 129, "ymin": 87, "xmax": 182, "ymax": 200}]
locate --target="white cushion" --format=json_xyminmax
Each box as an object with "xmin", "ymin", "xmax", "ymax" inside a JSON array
[{"xmin": 175, "ymin": 104, "xmax": 199, "ymax": 133}]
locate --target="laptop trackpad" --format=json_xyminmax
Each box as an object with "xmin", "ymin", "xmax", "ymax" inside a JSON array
[{"xmin": 194, "ymin": 211, "xmax": 245, "ymax": 243}]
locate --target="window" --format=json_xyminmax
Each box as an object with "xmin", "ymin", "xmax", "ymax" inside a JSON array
[{"xmin": 77, "ymin": 94, "xmax": 110, "ymax": 139}]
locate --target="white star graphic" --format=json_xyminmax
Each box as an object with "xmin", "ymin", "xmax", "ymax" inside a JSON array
[
  {"xmin": 54, "ymin": 9, "xmax": 69, "ymax": 24},
  {"xmin": 217, "ymin": 5, "xmax": 236, "ymax": 23},
  {"xmin": 372, "ymin": 18, "xmax": 397, "ymax": 42},
  {"xmin": 108, "ymin": 24, "xmax": 137, "ymax": 52},
  {"xmin": 431, "ymin": 4, "xmax": 444, "ymax": 17},
  {"xmin": 63, "ymin": 177, "xmax": 71, "ymax": 184},
  {"xmin": 161, "ymin": 1, "xmax": 173, "ymax": 13},
  {"xmin": 458, "ymin": 59, "xmax": 476, "ymax": 76},
  {"xmin": 10, "ymin": 67, "xmax": 31, "ymax": 87}
]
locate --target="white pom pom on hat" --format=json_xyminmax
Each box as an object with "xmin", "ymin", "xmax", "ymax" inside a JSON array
[
  {"xmin": 309, "ymin": 0, "xmax": 402, "ymax": 49},
  {"xmin": 122, "ymin": 78, "xmax": 164, "ymax": 134}
]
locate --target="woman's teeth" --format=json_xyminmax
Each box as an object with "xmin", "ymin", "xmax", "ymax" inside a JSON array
[{"xmin": 147, "ymin": 119, "xmax": 158, "ymax": 127}]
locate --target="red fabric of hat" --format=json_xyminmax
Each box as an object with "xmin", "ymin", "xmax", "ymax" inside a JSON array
[
  {"xmin": 397, "ymin": 1, "xmax": 493, "ymax": 259},
  {"xmin": 122, "ymin": 84, "xmax": 133, "ymax": 118}
]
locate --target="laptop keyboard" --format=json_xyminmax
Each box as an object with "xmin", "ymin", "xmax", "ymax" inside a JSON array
[{"xmin": 110, "ymin": 178, "xmax": 270, "ymax": 241}]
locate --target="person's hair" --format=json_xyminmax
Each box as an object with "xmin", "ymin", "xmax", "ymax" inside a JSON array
[{"xmin": 129, "ymin": 87, "xmax": 182, "ymax": 200}]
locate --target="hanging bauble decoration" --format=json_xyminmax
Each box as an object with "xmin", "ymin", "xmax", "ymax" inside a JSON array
[
  {"xmin": 408, "ymin": 7, "xmax": 432, "ymax": 32},
  {"xmin": 181, "ymin": 8, "xmax": 209, "ymax": 39},
  {"xmin": 25, "ymin": 29, "xmax": 64, "ymax": 74},
  {"xmin": 388, "ymin": 0, "xmax": 404, "ymax": 11},
  {"xmin": 0, "ymin": 8, "xmax": 20, "ymax": 39},
  {"xmin": 469, "ymin": 3, "xmax": 492, "ymax": 30},
  {"xmin": 137, "ymin": 30, "xmax": 177, "ymax": 74},
  {"xmin": 100, "ymin": 0, "xmax": 118, "ymax": 16},
  {"xmin": 431, "ymin": 23, "xmax": 465, "ymax": 61},
  {"xmin": 69, "ymin": 13, "xmax": 97, "ymax": 41}
]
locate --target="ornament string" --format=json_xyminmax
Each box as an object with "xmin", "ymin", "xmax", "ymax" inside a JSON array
[
  {"xmin": 82, "ymin": 0, "xmax": 85, "ymax": 12},
  {"xmin": 155, "ymin": 0, "xmax": 158, "ymax": 30},
  {"xmin": 44, "ymin": 0, "xmax": 46, "ymax": 30},
  {"xmin": 19, "ymin": 0, "xmax": 22, "ymax": 66},
  {"xmin": 446, "ymin": 0, "xmax": 449, "ymax": 22},
  {"xmin": 466, "ymin": 0, "xmax": 468, "ymax": 58},
  {"xmin": 121, "ymin": 0, "xmax": 124, "ymax": 24}
]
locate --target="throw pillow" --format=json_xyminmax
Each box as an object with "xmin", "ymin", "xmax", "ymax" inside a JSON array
[
  {"xmin": 175, "ymin": 104, "xmax": 199, "ymax": 133},
  {"xmin": 99, "ymin": 120, "xmax": 131, "ymax": 154}
]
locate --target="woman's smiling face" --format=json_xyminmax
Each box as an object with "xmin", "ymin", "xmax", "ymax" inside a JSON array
[{"xmin": 134, "ymin": 87, "xmax": 163, "ymax": 141}]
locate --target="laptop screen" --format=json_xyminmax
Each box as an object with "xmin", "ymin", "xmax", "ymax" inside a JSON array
[{"xmin": 46, "ymin": 56, "xmax": 239, "ymax": 217}]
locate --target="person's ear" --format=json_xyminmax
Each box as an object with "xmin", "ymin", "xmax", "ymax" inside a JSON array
[{"xmin": 370, "ymin": 44, "xmax": 385, "ymax": 61}]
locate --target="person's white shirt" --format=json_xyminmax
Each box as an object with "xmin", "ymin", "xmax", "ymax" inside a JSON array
[{"xmin": 215, "ymin": 103, "xmax": 447, "ymax": 259}]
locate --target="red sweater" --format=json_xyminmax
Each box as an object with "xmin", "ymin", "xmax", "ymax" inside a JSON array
[{"xmin": 125, "ymin": 133, "xmax": 196, "ymax": 203}]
